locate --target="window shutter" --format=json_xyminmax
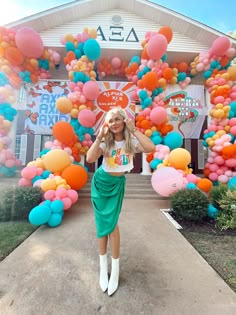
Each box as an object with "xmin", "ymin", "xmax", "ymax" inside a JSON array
[
  {"xmin": 19, "ymin": 135, "xmax": 27, "ymax": 165},
  {"xmin": 33, "ymin": 135, "xmax": 42, "ymax": 160},
  {"xmin": 198, "ymin": 140, "xmax": 205, "ymax": 169}
]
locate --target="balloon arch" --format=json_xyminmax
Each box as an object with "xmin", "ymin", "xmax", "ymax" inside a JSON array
[{"xmin": 1, "ymin": 25, "xmax": 236, "ymax": 227}]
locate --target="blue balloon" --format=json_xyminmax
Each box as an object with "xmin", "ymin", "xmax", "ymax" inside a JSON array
[
  {"xmin": 139, "ymin": 89, "xmax": 148, "ymax": 100},
  {"xmin": 51, "ymin": 200, "xmax": 64, "ymax": 213},
  {"xmin": 208, "ymin": 204, "xmax": 219, "ymax": 219},
  {"xmin": 186, "ymin": 183, "xmax": 196, "ymax": 189},
  {"xmin": 29, "ymin": 205, "xmax": 51, "ymax": 226},
  {"xmin": 83, "ymin": 39, "xmax": 101, "ymax": 61},
  {"xmin": 48, "ymin": 213, "xmax": 63, "ymax": 227},
  {"xmin": 65, "ymin": 42, "xmax": 75, "ymax": 51},
  {"xmin": 228, "ymin": 176, "xmax": 236, "ymax": 190},
  {"xmin": 163, "ymin": 132, "xmax": 183, "ymax": 150},
  {"xmin": 42, "ymin": 170, "xmax": 51, "ymax": 179}
]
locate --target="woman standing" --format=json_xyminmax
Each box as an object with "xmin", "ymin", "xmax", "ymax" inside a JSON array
[{"xmin": 86, "ymin": 107, "xmax": 155, "ymax": 296}]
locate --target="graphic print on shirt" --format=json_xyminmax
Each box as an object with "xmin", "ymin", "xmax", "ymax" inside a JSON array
[{"xmin": 106, "ymin": 147, "xmax": 131, "ymax": 168}]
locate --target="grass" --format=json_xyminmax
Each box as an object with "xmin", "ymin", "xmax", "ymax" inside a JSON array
[
  {"xmin": 179, "ymin": 220, "xmax": 236, "ymax": 293},
  {"xmin": 0, "ymin": 221, "xmax": 37, "ymax": 261}
]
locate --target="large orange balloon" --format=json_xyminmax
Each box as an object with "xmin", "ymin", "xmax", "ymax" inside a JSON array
[
  {"xmin": 61, "ymin": 164, "xmax": 88, "ymax": 190},
  {"xmin": 168, "ymin": 148, "xmax": 191, "ymax": 170},
  {"xmin": 52, "ymin": 121, "xmax": 76, "ymax": 146},
  {"xmin": 5, "ymin": 47, "xmax": 24, "ymax": 66}
]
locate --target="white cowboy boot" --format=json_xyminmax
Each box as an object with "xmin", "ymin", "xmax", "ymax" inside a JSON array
[
  {"xmin": 108, "ymin": 257, "xmax": 119, "ymax": 296},
  {"xmin": 99, "ymin": 253, "xmax": 108, "ymax": 292}
]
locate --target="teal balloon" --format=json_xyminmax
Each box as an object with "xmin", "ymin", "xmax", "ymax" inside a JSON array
[
  {"xmin": 83, "ymin": 39, "xmax": 101, "ymax": 61},
  {"xmin": 208, "ymin": 204, "xmax": 219, "ymax": 219},
  {"xmin": 51, "ymin": 200, "xmax": 64, "ymax": 213},
  {"xmin": 228, "ymin": 176, "xmax": 236, "ymax": 190},
  {"xmin": 29, "ymin": 205, "xmax": 51, "ymax": 226},
  {"xmin": 163, "ymin": 132, "xmax": 183, "ymax": 150},
  {"xmin": 48, "ymin": 213, "xmax": 63, "ymax": 227},
  {"xmin": 186, "ymin": 183, "xmax": 196, "ymax": 189}
]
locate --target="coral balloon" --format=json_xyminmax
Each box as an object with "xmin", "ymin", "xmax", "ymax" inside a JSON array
[
  {"xmin": 82, "ymin": 81, "xmax": 100, "ymax": 100},
  {"xmin": 147, "ymin": 34, "xmax": 167, "ymax": 60},
  {"xmin": 15, "ymin": 27, "xmax": 44, "ymax": 58},
  {"xmin": 78, "ymin": 109, "xmax": 96, "ymax": 128},
  {"xmin": 43, "ymin": 149, "xmax": 71, "ymax": 173},
  {"xmin": 5, "ymin": 47, "xmax": 24, "ymax": 66},
  {"xmin": 61, "ymin": 164, "xmax": 88, "ymax": 190}
]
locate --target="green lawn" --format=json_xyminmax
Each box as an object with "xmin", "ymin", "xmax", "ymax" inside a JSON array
[{"xmin": 0, "ymin": 221, "xmax": 37, "ymax": 261}]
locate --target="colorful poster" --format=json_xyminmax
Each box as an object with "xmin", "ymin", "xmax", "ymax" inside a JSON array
[
  {"xmin": 24, "ymin": 81, "xmax": 70, "ymax": 135},
  {"xmin": 164, "ymin": 85, "xmax": 206, "ymax": 139},
  {"xmin": 93, "ymin": 81, "xmax": 136, "ymax": 134}
]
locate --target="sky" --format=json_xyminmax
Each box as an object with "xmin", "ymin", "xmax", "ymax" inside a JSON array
[{"xmin": 0, "ymin": 0, "xmax": 235, "ymax": 35}]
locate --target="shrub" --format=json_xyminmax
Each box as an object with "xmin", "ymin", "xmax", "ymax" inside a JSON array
[
  {"xmin": 170, "ymin": 188, "xmax": 209, "ymax": 222},
  {"xmin": 216, "ymin": 189, "xmax": 236, "ymax": 230},
  {"xmin": 0, "ymin": 186, "xmax": 43, "ymax": 222},
  {"xmin": 209, "ymin": 185, "xmax": 228, "ymax": 208}
]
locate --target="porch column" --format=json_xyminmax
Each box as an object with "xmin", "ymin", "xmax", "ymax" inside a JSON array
[{"xmin": 141, "ymin": 153, "xmax": 152, "ymax": 175}]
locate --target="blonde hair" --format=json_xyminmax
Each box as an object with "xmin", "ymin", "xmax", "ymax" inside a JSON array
[{"xmin": 103, "ymin": 107, "xmax": 136, "ymax": 155}]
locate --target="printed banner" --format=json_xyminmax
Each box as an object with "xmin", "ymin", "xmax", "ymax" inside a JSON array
[
  {"xmin": 24, "ymin": 81, "xmax": 70, "ymax": 134},
  {"xmin": 164, "ymin": 85, "xmax": 206, "ymax": 139},
  {"xmin": 93, "ymin": 81, "xmax": 136, "ymax": 134}
]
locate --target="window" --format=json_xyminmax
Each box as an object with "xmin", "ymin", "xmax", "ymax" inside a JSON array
[{"xmin": 15, "ymin": 135, "xmax": 21, "ymax": 160}]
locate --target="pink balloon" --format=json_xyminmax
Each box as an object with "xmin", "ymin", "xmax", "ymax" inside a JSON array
[
  {"xmin": 218, "ymin": 174, "xmax": 229, "ymax": 183},
  {"xmin": 210, "ymin": 36, "xmax": 231, "ymax": 57},
  {"xmin": 44, "ymin": 190, "xmax": 56, "ymax": 201},
  {"xmin": 209, "ymin": 172, "xmax": 218, "ymax": 181},
  {"xmin": 230, "ymin": 126, "xmax": 236, "ymax": 136},
  {"xmin": 82, "ymin": 81, "xmax": 100, "ymax": 100},
  {"xmin": 151, "ymin": 167, "xmax": 184, "ymax": 197},
  {"xmin": 21, "ymin": 166, "xmax": 38, "ymax": 179},
  {"xmin": 56, "ymin": 188, "xmax": 68, "ymax": 199},
  {"xmin": 5, "ymin": 159, "xmax": 16, "ymax": 168},
  {"xmin": 15, "ymin": 27, "xmax": 44, "ymax": 58},
  {"xmin": 78, "ymin": 109, "xmax": 96, "ymax": 128},
  {"xmin": 18, "ymin": 178, "xmax": 32, "ymax": 187},
  {"xmin": 150, "ymin": 107, "xmax": 167, "ymax": 125},
  {"xmin": 61, "ymin": 197, "xmax": 73, "ymax": 210},
  {"xmin": 147, "ymin": 34, "xmax": 167, "ymax": 60},
  {"xmin": 111, "ymin": 57, "xmax": 121, "ymax": 69},
  {"xmin": 67, "ymin": 189, "xmax": 79, "ymax": 203},
  {"xmin": 186, "ymin": 173, "xmax": 199, "ymax": 184}
]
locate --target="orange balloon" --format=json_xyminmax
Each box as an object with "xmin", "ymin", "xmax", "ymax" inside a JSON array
[
  {"xmin": 158, "ymin": 26, "xmax": 173, "ymax": 43},
  {"xmin": 162, "ymin": 67, "xmax": 173, "ymax": 80},
  {"xmin": 61, "ymin": 164, "xmax": 88, "ymax": 190},
  {"xmin": 5, "ymin": 47, "xmax": 24, "ymax": 66},
  {"xmin": 197, "ymin": 178, "xmax": 213, "ymax": 193},
  {"xmin": 52, "ymin": 121, "xmax": 76, "ymax": 146}
]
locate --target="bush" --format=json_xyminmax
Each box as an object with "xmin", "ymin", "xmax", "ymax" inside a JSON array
[
  {"xmin": 209, "ymin": 185, "xmax": 228, "ymax": 208},
  {"xmin": 0, "ymin": 186, "xmax": 43, "ymax": 222},
  {"xmin": 170, "ymin": 189, "xmax": 209, "ymax": 222},
  {"xmin": 217, "ymin": 190, "xmax": 236, "ymax": 230}
]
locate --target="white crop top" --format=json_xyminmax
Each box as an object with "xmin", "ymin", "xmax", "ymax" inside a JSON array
[{"xmin": 99, "ymin": 138, "xmax": 140, "ymax": 173}]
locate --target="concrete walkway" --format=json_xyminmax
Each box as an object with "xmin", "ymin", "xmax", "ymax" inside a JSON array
[{"xmin": 0, "ymin": 197, "xmax": 236, "ymax": 315}]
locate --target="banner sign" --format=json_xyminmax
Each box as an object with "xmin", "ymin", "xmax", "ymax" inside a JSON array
[
  {"xmin": 93, "ymin": 81, "xmax": 136, "ymax": 134},
  {"xmin": 164, "ymin": 85, "xmax": 206, "ymax": 139},
  {"xmin": 24, "ymin": 81, "xmax": 70, "ymax": 135}
]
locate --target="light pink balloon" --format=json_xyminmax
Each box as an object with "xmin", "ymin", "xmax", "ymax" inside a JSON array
[
  {"xmin": 218, "ymin": 174, "xmax": 229, "ymax": 183},
  {"xmin": 15, "ymin": 27, "xmax": 44, "ymax": 58},
  {"xmin": 21, "ymin": 166, "xmax": 38, "ymax": 179},
  {"xmin": 18, "ymin": 178, "xmax": 32, "ymax": 187},
  {"xmin": 67, "ymin": 189, "xmax": 79, "ymax": 203},
  {"xmin": 209, "ymin": 172, "xmax": 218, "ymax": 181},
  {"xmin": 210, "ymin": 36, "xmax": 231, "ymax": 57},
  {"xmin": 61, "ymin": 197, "xmax": 73, "ymax": 210},
  {"xmin": 151, "ymin": 167, "xmax": 184, "ymax": 197},
  {"xmin": 44, "ymin": 190, "xmax": 56, "ymax": 201},
  {"xmin": 111, "ymin": 57, "xmax": 121, "ymax": 69}
]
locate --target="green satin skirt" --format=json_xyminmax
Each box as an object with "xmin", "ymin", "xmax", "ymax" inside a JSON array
[{"xmin": 91, "ymin": 166, "xmax": 126, "ymax": 238}]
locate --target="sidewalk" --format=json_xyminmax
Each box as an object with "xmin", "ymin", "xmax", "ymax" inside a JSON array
[{"xmin": 0, "ymin": 197, "xmax": 236, "ymax": 315}]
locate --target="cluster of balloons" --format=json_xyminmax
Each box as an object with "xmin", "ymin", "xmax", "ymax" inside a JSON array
[
  {"xmin": 18, "ymin": 145, "xmax": 88, "ymax": 227},
  {"xmin": 0, "ymin": 26, "xmax": 61, "ymax": 87},
  {"xmin": 96, "ymin": 57, "xmax": 129, "ymax": 80},
  {"xmin": 0, "ymin": 26, "xmax": 61, "ymax": 177},
  {"xmin": 0, "ymin": 72, "xmax": 21, "ymax": 176}
]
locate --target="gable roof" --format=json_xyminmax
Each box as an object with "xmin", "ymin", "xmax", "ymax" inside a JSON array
[{"xmin": 5, "ymin": 0, "xmax": 236, "ymax": 80}]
